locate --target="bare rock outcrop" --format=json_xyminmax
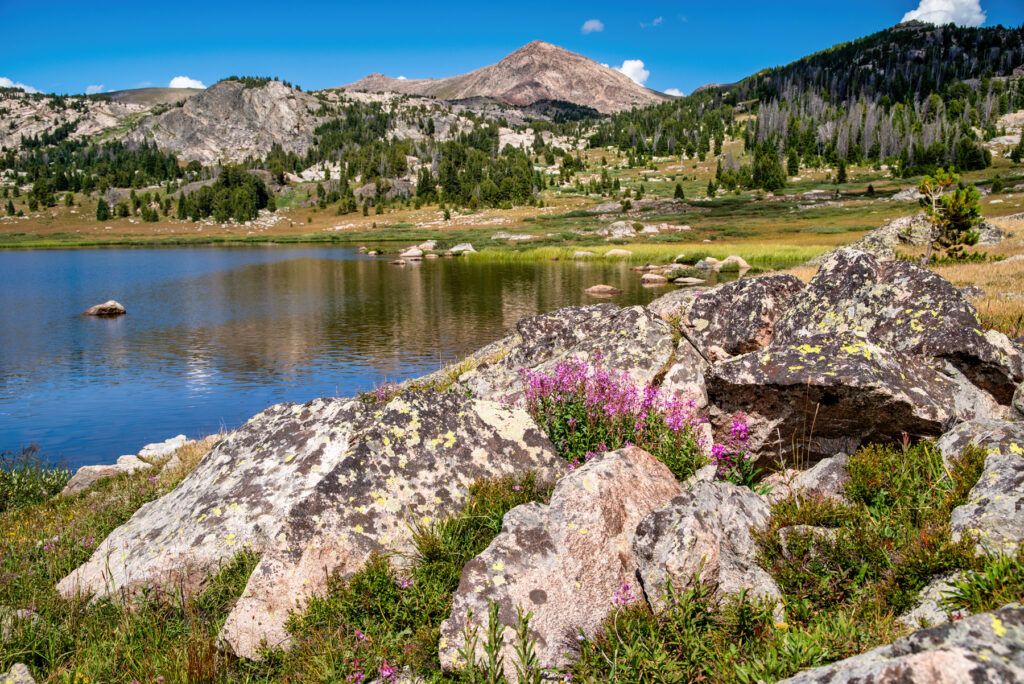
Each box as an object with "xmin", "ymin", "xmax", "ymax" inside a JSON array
[
  {"xmin": 220, "ymin": 392, "xmax": 565, "ymax": 658},
  {"xmin": 438, "ymin": 447, "xmax": 683, "ymax": 682},
  {"xmin": 127, "ymin": 80, "xmax": 325, "ymax": 164},
  {"xmin": 778, "ymin": 604, "xmax": 1024, "ymax": 683}
]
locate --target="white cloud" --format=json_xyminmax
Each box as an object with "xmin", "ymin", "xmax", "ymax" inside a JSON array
[
  {"xmin": 612, "ymin": 59, "xmax": 650, "ymax": 86},
  {"xmin": 396, "ymin": 75, "xmax": 408, "ymax": 80},
  {"xmin": 0, "ymin": 76, "xmax": 39, "ymax": 94},
  {"xmin": 85, "ymin": 84, "xmax": 104, "ymax": 95},
  {"xmin": 169, "ymin": 75, "xmax": 206, "ymax": 89},
  {"xmin": 665, "ymin": 88, "xmax": 684, "ymax": 97},
  {"xmin": 581, "ymin": 18, "xmax": 604, "ymax": 34},
  {"xmin": 641, "ymin": 16, "xmax": 663, "ymax": 28},
  {"xmin": 902, "ymin": 0, "xmax": 985, "ymax": 27}
]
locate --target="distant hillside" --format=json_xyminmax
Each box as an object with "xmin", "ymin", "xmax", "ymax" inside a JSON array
[
  {"xmin": 342, "ymin": 41, "xmax": 671, "ymax": 113},
  {"xmin": 734, "ymin": 20, "xmax": 1024, "ymax": 104},
  {"xmin": 106, "ymin": 87, "xmax": 202, "ymax": 107}
]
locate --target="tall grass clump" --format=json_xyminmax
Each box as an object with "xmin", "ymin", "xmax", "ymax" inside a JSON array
[
  {"xmin": 0, "ymin": 446, "xmax": 70, "ymax": 513},
  {"xmin": 519, "ymin": 357, "xmax": 707, "ymax": 480}
]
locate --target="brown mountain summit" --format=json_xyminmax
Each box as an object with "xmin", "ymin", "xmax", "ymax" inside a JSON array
[{"xmin": 341, "ymin": 41, "xmax": 671, "ymax": 113}]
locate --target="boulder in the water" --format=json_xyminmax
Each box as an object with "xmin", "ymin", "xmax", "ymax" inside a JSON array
[{"xmin": 83, "ymin": 300, "xmax": 126, "ymax": 316}]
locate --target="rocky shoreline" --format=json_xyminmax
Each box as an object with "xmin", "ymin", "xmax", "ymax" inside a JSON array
[{"xmin": 26, "ymin": 247, "xmax": 1024, "ymax": 683}]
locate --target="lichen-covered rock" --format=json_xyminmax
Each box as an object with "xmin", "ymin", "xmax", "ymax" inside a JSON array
[
  {"xmin": 60, "ymin": 392, "xmax": 565, "ymax": 660},
  {"xmin": 898, "ymin": 572, "xmax": 968, "ymax": 629},
  {"xmin": 0, "ymin": 663, "xmax": 35, "ymax": 684},
  {"xmin": 459, "ymin": 305, "xmax": 619, "ymax": 400},
  {"xmin": 660, "ymin": 337, "xmax": 710, "ymax": 409},
  {"xmin": 1014, "ymin": 382, "xmax": 1023, "ymax": 417},
  {"xmin": 222, "ymin": 392, "xmax": 566, "ymax": 659},
  {"xmin": 633, "ymin": 481, "xmax": 781, "ymax": 611},
  {"xmin": 777, "ymin": 604, "xmax": 1024, "ymax": 683},
  {"xmin": 460, "ymin": 305, "xmax": 675, "ymax": 404},
  {"xmin": 438, "ymin": 447, "xmax": 683, "ymax": 682},
  {"xmin": 682, "ymin": 274, "xmax": 804, "ymax": 356},
  {"xmin": 58, "ymin": 398, "xmax": 375, "ymax": 600},
  {"xmin": 763, "ymin": 453, "xmax": 851, "ymax": 505},
  {"xmin": 646, "ymin": 286, "xmax": 711, "ymax": 321},
  {"xmin": 775, "ymin": 249, "xmax": 1023, "ymax": 404},
  {"xmin": 937, "ymin": 421, "xmax": 1024, "ymax": 555},
  {"xmin": 708, "ymin": 333, "xmax": 958, "ymax": 462}
]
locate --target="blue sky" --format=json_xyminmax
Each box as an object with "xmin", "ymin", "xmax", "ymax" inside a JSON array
[{"xmin": 2, "ymin": 0, "xmax": 1022, "ymax": 96}]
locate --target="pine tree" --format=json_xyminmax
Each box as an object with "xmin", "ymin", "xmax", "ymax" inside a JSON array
[
  {"xmin": 837, "ymin": 160, "xmax": 848, "ymax": 184},
  {"xmin": 95, "ymin": 198, "xmax": 109, "ymax": 221},
  {"xmin": 674, "ymin": 183, "xmax": 684, "ymax": 200},
  {"xmin": 787, "ymin": 148, "xmax": 799, "ymax": 177}
]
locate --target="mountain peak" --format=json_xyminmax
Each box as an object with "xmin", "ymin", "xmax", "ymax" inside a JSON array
[{"xmin": 342, "ymin": 41, "xmax": 668, "ymax": 113}]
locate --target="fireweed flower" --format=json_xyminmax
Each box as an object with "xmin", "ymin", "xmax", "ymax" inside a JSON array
[{"xmin": 613, "ymin": 582, "xmax": 634, "ymax": 605}]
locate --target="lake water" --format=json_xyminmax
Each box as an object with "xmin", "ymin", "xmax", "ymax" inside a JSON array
[{"xmin": 0, "ymin": 246, "xmax": 685, "ymax": 469}]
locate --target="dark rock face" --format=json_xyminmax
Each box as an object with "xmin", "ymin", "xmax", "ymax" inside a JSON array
[
  {"xmin": 438, "ymin": 447, "xmax": 683, "ymax": 682},
  {"xmin": 708, "ymin": 333, "xmax": 958, "ymax": 462},
  {"xmin": 633, "ymin": 481, "xmax": 781, "ymax": 610},
  {"xmin": 1014, "ymin": 382, "xmax": 1023, "ymax": 417},
  {"xmin": 777, "ymin": 604, "xmax": 1024, "ymax": 683},
  {"xmin": 460, "ymin": 305, "xmax": 675, "ymax": 403},
  {"xmin": 59, "ymin": 392, "xmax": 565, "ymax": 660},
  {"xmin": 936, "ymin": 421, "xmax": 1024, "ymax": 555},
  {"xmin": 683, "ymin": 275, "xmax": 804, "ymax": 356},
  {"xmin": 775, "ymin": 249, "xmax": 1023, "ymax": 403}
]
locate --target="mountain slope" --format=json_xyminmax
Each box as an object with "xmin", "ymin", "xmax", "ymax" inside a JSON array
[
  {"xmin": 342, "ymin": 41, "xmax": 670, "ymax": 113},
  {"xmin": 126, "ymin": 80, "xmax": 326, "ymax": 164}
]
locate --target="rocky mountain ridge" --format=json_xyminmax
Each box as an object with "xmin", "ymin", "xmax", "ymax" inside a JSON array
[{"xmin": 342, "ymin": 40, "xmax": 671, "ymax": 113}]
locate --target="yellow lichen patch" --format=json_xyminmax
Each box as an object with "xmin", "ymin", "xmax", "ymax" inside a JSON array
[
  {"xmin": 795, "ymin": 344, "xmax": 822, "ymax": 355},
  {"xmin": 992, "ymin": 616, "xmax": 1007, "ymax": 637}
]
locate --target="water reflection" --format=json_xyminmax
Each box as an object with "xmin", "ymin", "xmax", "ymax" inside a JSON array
[{"xmin": 0, "ymin": 247, "xmax": 713, "ymax": 467}]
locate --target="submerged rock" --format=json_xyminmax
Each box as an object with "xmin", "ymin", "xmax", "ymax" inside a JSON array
[
  {"xmin": 439, "ymin": 447, "xmax": 683, "ymax": 682},
  {"xmin": 584, "ymin": 284, "xmax": 621, "ymax": 295},
  {"xmin": 83, "ymin": 300, "xmax": 126, "ymax": 316},
  {"xmin": 633, "ymin": 481, "xmax": 781, "ymax": 611},
  {"xmin": 778, "ymin": 604, "xmax": 1024, "ymax": 683}
]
